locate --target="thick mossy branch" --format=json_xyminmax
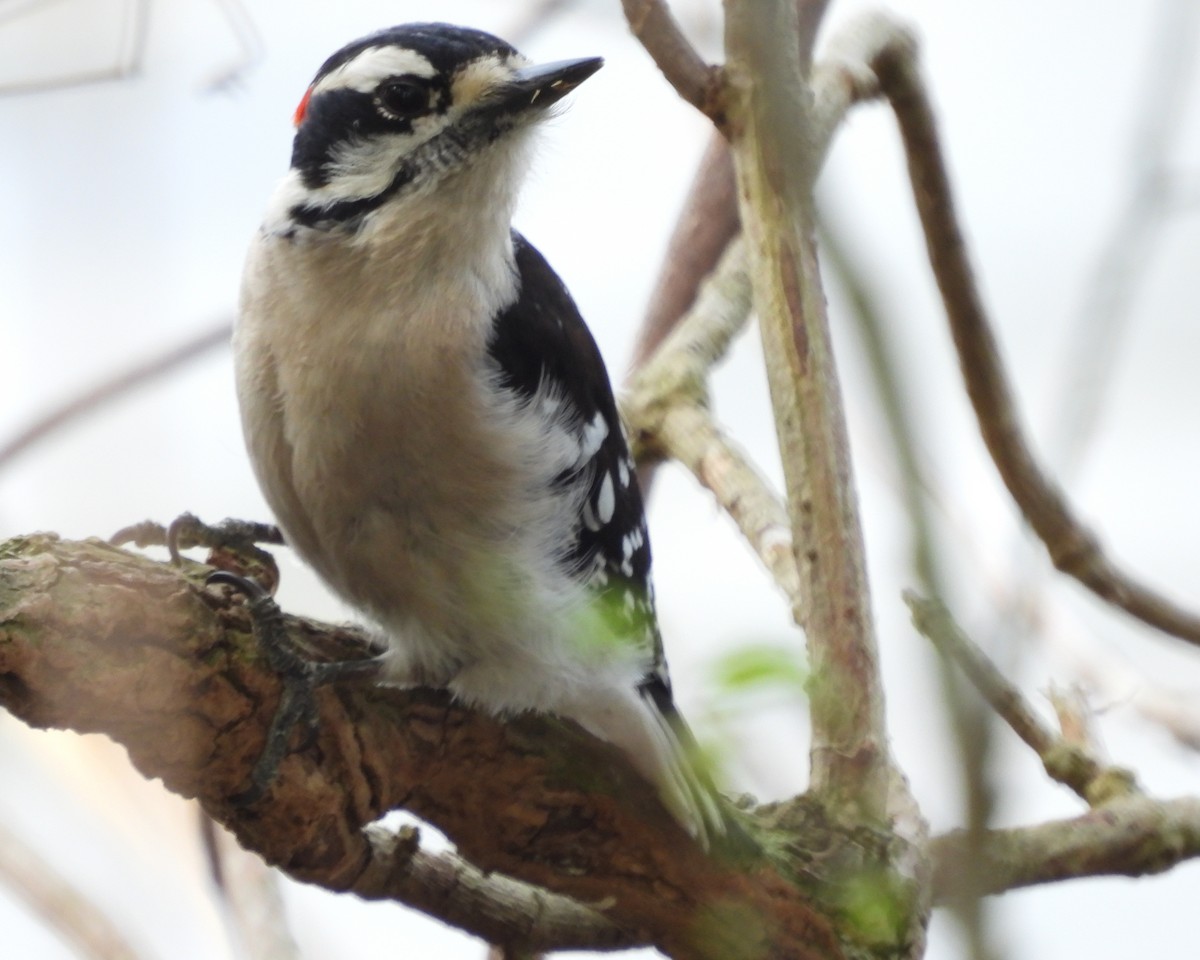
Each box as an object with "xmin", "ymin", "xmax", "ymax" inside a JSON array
[
  {"xmin": 0, "ymin": 533, "xmax": 848, "ymax": 960},
  {"xmin": 5, "ymin": 531, "xmax": 1200, "ymax": 956}
]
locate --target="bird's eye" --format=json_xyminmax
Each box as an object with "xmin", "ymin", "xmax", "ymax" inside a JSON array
[{"xmin": 375, "ymin": 78, "xmax": 430, "ymax": 120}]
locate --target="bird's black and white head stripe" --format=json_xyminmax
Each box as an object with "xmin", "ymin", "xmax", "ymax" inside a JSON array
[{"xmin": 274, "ymin": 23, "xmax": 601, "ymax": 233}]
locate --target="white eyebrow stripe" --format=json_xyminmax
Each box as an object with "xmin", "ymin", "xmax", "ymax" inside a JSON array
[{"xmin": 313, "ymin": 47, "xmax": 436, "ymax": 96}]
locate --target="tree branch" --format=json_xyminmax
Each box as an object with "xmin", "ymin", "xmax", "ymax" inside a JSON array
[
  {"xmin": 624, "ymin": 238, "xmax": 804, "ymax": 602},
  {"xmin": 0, "ymin": 533, "xmax": 848, "ymax": 960},
  {"xmin": 624, "ymin": 10, "xmax": 892, "ymax": 501},
  {"xmin": 724, "ymin": 0, "xmax": 888, "ymax": 823},
  {"xmin": 0, "ymin": 819, "xmax": 149, "ymax": 960},
  {"xmin": 930, "ymin": 795, "xmax": 1200, "ymax": 903},
  {"xmin": 619, "ymin": 0, "xmax": 724, "ymax": 123},
  {"xmin": 0, "ymin": 321, "xmax": 230, "ymax": 472},
  {"xmin": 905, "ymin": 593, "xmax": 1138, "ymax": 807},
  {"xmin": 870, "ymin": 29, "xmax": 1200, "ymax": 650},
  {"xmin": 819, "ymin": 197, "xmax": 1002, "ymax": 960},
  {"xmin": 352, "ymin": 827, "xmax": 628, "ymax": 953},
  {"xmin": 627, "ymin": 132, "xmax": 739, "ymax": 379}
]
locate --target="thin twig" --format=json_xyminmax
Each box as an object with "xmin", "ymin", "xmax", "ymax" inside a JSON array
[
  {"xmin": 625, "ymin": 133, "xmax": 738, "ymax": 499},
  {"xmin": 620, "ymin": 0, "xmax": 724, "ymax": 122},
  {"xmin": 1041, "ymin": 604, "xmax": 1200, "ymax": 752},
  {"xmin": 0, "ymin": 321, "xmax": 231, "ymax": 471},
  {"xmin": 815, "ymin": 203, "xmax": 941, "ymax": 591},
  {"xmin": 629, "ymin": 235, "xmax": 752, "ymax": 395},
  {"xmin": 202, "ymin": 814, "xmax": 302, "ymax": 960},
  {"xmin": 904, "ymin": 592, "xmax": 1139, "ymax": 807},
  {"xmin": 1049, "ymin": 0, "xmax": 1200, "ymax": 477},
  {"xmin": 871, "ymin": 38, "xmax": 1200, "ymax": 650},
  {"xmin": 0, "ymin": 820, "xmax": 148, "ymax": 960}
]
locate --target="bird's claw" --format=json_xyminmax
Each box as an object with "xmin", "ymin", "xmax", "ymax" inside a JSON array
[
  {"xmin": 206, "ymin": 570, "xmax": 386, "ymax": 806},
  {"xmin": 113, "ymin": 512, "xmax": 284, "ymax": 590}
]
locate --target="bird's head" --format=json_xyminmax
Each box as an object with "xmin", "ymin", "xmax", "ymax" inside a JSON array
[{"xmin": 271, "ymin": 23, "xmax": 602, "ymax": 235}]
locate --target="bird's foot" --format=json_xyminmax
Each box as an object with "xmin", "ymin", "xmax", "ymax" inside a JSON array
[
  {"xmin": 112, "ymin": 512, "xmax": 284, "ymax": 589},
  {"xmin": 205, "ymin": 571, "xmax": 386, "ymax": 805}
]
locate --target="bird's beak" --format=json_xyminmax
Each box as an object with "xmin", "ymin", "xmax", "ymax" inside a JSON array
[{"xmin": 502, "ymin": 56, "xmax": 604, "ymax": 111}]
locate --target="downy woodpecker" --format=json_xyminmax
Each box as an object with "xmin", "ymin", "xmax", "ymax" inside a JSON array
[{"xmin": 235, "ymin": 23, "xmax": 719, "ymax": 838}]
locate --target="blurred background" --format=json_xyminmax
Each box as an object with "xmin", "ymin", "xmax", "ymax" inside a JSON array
[{"xmin": 2, "ymin": 0, "xmax": 1198, "ymax": 957}]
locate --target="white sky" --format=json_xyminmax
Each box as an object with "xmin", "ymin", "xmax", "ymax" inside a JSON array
[{"xmin": 2, "ymin": 1, "xmax": 1199, "ymax": 958}]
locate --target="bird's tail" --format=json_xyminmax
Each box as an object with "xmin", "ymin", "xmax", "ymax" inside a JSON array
[{"xmin": 566, "ymin": 680, "xmax": 737, "ymax": 849}]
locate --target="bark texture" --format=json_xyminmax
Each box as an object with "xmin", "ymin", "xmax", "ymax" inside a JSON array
[{"xmin": 1, "ymin": 533, "xmax": 852, "ymax": 960}]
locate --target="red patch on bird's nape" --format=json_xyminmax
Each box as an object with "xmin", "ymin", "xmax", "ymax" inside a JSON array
[{"xmin": 293, "ymin": 85, "xmax": 314, "ymax": 127}]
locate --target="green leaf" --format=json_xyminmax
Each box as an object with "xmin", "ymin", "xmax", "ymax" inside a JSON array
[{"xmin": 710, "ymin": 644, "xmax": 808, "ymax": 694}]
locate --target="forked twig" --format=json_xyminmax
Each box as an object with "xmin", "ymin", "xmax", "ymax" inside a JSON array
[{"xmin": 622, "ymin": 11, "xmax": 906, "ymax": 612}]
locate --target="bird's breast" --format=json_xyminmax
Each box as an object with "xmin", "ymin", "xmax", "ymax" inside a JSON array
[{"xmin": 235, "ymin": 234, "xmax": 529, "ymax": 628}]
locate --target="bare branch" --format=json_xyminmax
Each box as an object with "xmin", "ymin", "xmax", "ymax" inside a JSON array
[
  {"xmin": 724, "ymin": 0, "xmax": 888, "ymax": 821},
  {"xmin": 625, "ymin": 7, "xmax": 892, "ymax": 380},
  {"xmin": 1049, "ymin": 0, "xmax": 1200, "ymax": 476},
  {"xmin": 0, "ymin": 533, "xmax": 847, "ymax": 960},
  {"xmin": 354, "ymin": 827, "xmax": 626, "ymax": 954},
  {"xmin": 0, "ymin": 321, "xmax": 230, "ymax": 472},
  {"xmin": 931, "ymin": 795, "xmax": 1200, "ymax": 902},
  {"xmin": 0, "ymin": 820, "xmax": 148, "ymax": 960},
  {"xmin": 202, "ymin": 815, "xmax": 302, "ymax": 960},
  {"xmin": 627, "ymin": 133, "xmax": 739, "ymax": 378},
  {"xmin": 624, "ymin": 238, "xmax": 803, "ymax": 601},
  {"xmin": 627, "ymin": 8, "xmax": 895, "ymax": 387},
  {"xmin": 620, "ymin": 0, "xmax": 724, "ymax": 122},
  {"xmin": 809, "ymin": 13, "xmax": 909, "ymax": 156},
  {"xmin": 819, "ymin": 199, "xmax": 1002, "ymax": 960},
  {"xmin": 870, "ymin": 33, "xmax": 1200, "ymax": 650},
  {"xmin": 905, "ymin": 593, "xmax": 1140, "ymax": 807}
]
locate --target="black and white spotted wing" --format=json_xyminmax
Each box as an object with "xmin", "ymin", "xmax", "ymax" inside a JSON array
[{"xmin": 487, "ymin": 232, "xmax": 671, "ymax": 701}]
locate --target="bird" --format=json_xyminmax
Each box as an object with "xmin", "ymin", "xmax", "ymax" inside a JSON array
[{"xmin": 233, "ymin": 22, "xmax": 721, "ymax": 840}]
